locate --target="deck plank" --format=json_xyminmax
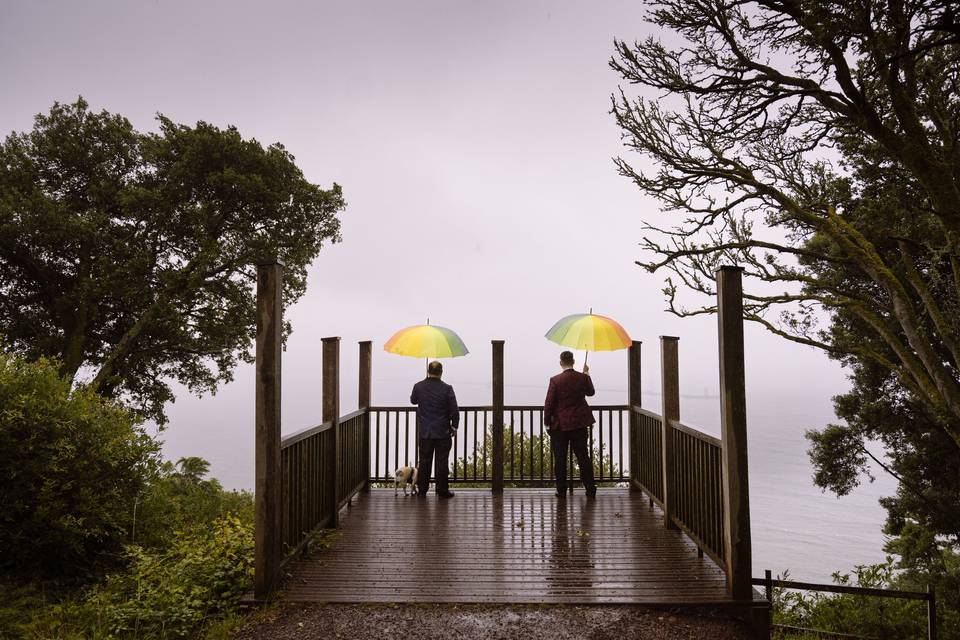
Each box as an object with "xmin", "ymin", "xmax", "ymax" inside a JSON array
[{"xmin": 282, "ymin": 488, "xmax": 733, "ymax": 605}]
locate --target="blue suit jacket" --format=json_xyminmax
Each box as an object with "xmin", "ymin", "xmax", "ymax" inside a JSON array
[{"xmin": 411, "ymin": 377, "xmax": 459, "ymax": 439}]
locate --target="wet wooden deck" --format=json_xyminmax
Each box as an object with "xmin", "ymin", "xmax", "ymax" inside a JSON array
[{"xmin": 283, "ymin": 488, "xmax": 738, "ymax": 604}]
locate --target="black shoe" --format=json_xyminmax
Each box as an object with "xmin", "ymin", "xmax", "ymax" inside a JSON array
[
  {"xmin": 416, "ymin": 490, "xmax": 427, "ymax": 498},
  {"xmin": 555, "ymin": 490, "xmax": 567, "ymax": 498},
  {"xmin": 586, "ymin": 488, "xmax": 597, "ymax": 498},
  {"xmin": 438, "ymin": 491, "xmax": 455, "ymax": 499}
]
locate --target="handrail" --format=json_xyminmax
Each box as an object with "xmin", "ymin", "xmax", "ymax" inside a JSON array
[
  {"xmin": 281, "ymin": 421, "xmax": 333, "ymax": 448},
  {"xmin": 281, "ymin": 409, "xmax": 367, "ymax": 449},
  {"xmin": 368, "ymin": 405, "xmax": 630, "ymax": 484},
  {"xmin": 752, "ymin": 577, "xmax": 931, "ymax": 601},
  {"xmin": 669, "ymin": 419, "xmax": 722, "ymax": 448},
  {"xmin": 369, "ymin": 404, "xmax": 630, "ymax": 411},
  {"xmin": 279, "ymin": 408, "xmax": 370, "ymax": 561},
  {"xmin": 753, "ymin": 572, "xmax": 937, "ymax": 640},
  {"xmin": 627, "ymin": 405, "xmax": 725, "ymax": 567},
  {"xmin": 632, "ymin": 405, "xmax": 660, "ymax": 420}
]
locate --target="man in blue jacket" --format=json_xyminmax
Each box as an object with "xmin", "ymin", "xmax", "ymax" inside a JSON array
[{"xmin": 411, "ymin": 361, "xmax": 459, "ymax": 498}]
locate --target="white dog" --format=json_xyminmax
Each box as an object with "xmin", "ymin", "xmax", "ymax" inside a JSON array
[{"xmin": 394, "ymin": 466, "xmax": 418, "ymax": 496}]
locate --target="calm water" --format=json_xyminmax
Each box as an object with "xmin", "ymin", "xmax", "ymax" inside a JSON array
[{"xmin": 159, "ymin": 374, "xmax": 895, "ymax": 583}]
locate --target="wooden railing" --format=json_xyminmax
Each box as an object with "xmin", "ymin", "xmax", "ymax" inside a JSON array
[
  {"xmin": 631, "ymin": 406, "xmax": 664, "ymax": 503},
  {"xmin": 629, "ymin": 406, "xmax": 726, "ymax": 566},
  {"xmin": 279, "ymin": 409, "xmax": 368, "ymax": 556},
  {"xmin": 254, "ymin": 264, "xmax": 754, "ymax": 601},
  {"xmin": 369, "ymin": 405, "xmax": 630, "ymax": 485},
  {"xmin": 669, "ymin": 419, "xmax": 725, "ymax": 566},
  {"xmin": 338, "ymin": 409, "xmax": 368, "ymax": 505},
  {"xmin": 753, "ymin": 571, "xmax": 938, "ymax": 640}
]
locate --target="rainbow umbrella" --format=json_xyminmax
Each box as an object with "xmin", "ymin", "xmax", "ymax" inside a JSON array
[
  {"xmin": 545, "ymin": 310, "xmax": 631, "ymax": 365},
  {"xmin": 384, "ymin": 322, "xmax": 469, "ymax": 359}
]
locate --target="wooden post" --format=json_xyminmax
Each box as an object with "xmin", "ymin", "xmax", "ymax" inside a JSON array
[
  {"xmin": 717, "ymin": 265, "xmax": 753, "ymax": 600},
  {"xmin": 492, "ymin": 340, "xmax": 505, "ymax": 493},
  {"xmin": 254, "ymin": 259, "xmax": 283, "ymax": 600},
  {"xmin": 660, "ymin": 336, "xmax": 679, "ymax": 530},
  {"xmin": 358, "ymin": 340, "xmax": 372, "ymax": 493},
  {"xmin": 323, "ymin": 336, "xmax": 341, "ymax": 527},
  {"xmin": 928, "ymin": 584, "xmax": 937, "ymax": 640},
  {"xmin": 627, "ymin": 340, "xmax": 642, "ymax": 491}
]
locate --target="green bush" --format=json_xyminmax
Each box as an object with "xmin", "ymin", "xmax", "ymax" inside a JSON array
[
  {"xmin": 11, "ymin": 515, "xmax": 254, "ymax": 639},
  {"xmin": 87, "ymin": 515, "xmax": 254, "ymax": 639},
  {"xmin": 0, "ymin": 352, "xmax": 159, "ymax": 580},
  {"xmin": 771, "ymin": 557, "xmax": 958, "ymax": 639},
  {"xmin": 133, "ymin": 457, "xmax": 254, "ymax": 550}
]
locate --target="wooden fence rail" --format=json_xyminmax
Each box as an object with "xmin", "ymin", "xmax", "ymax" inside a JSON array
[
  {"xmin": 631, "ymin": 406, "xmax": 664, "ymax": 503},
  {"xmin": 753, "ymin": 571, "xmax": 937, "ymax": 640},
  {"xmin": 669, "ymin": 419, "xmax": 725, "ymax": 566},
  {"xmin": 368, "ymin": 405, "xmax": 630, "ymax": 485},
  {"xmin": 628, "ymin": 406, "xmax": 726, "ymax": 566},
  {"xmin": 278, "ymin": 409, "xmax": 368, "ymax": 558}
]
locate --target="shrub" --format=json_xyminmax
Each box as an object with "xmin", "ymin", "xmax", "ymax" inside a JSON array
[
  {"xmin": 87, "ymin": 515, "xmax": 254, "ymax": 639},
  {"xmin": 133, "ymin": 457, "xmax": 254, "ymax": 550},
  {"xmin": 0, "ymin": 352, "xmax": 159, "ymax": 581},
  {"xmin": 10, "ymin": 515, "xmax": 254, "ymax": 639},
  {"xmin": 771, "ymin": 558, "xmax": 959, "ymax": 639}
]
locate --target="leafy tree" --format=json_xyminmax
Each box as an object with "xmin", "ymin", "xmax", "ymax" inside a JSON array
[
  {"xmin": 0, "ymin": 98, "xmax": 345, "ymax": 423},
  {"xmin": 611, "ymin": 0, "xmax": 960, "ymax": 583},
  {"xmin": 611, "ymin": 0, "xmax": 960, "ymax": 442},
  {"xmin": 0, "ymin": 351, "xmax": 159, "ymax": 581}
]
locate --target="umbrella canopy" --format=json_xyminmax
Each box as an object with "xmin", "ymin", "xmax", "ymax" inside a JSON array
[
  {"xmin": 545, "ymin": 312, "xmax": 631, "ymax": 352},
  {"xmin": 384, "ymin": 324, "xmax": 469, "ymax": 359}
]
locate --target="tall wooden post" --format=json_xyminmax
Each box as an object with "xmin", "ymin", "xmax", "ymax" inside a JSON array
[
  {"xmin": 491, "ymin": 340, "xmax": 505, "ymax": 493},
  {"xmin": 358, "ymin": 341, "xmax": 372, "ymax": 492},
  {"xmin": 323, "ymin": 337, "xmax": 341, "ymax": 527},
  {"xmin": 254, "ymin": 260, "xmax": 283, "ymax": 600},
  {"xmin": 717, "ymin": 266, "xmax": 753, "ymax": 599},
  {"xmin": 660, "ymin": 336, "xmax": 679, "ymax": 530},
  {"xmin": 627, "ymin": 340, "xmax": 642, "ymax": 491}
]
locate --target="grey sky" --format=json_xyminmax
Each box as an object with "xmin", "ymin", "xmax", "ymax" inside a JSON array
[{"xmin": 1, "ymin": 0, "xmax": 848, "ymax": 489}]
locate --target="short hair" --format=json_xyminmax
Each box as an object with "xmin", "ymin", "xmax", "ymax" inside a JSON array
[
  {"xmin": 427, "ymin": 361, "xmax": 443, "ymax": 376},
  {"xmin": 560, "ymin": 351, "xmax": 574, "ymax": 365}
]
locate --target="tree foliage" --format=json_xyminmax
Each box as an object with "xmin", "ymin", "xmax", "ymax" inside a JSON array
[
  {"xmin": 0, "ymin": 98, "xmax": 345, "ymax": 423},
  {"xmin": 611, "ymin": 0, "xmax": 960, "ymax": 442},
  {"xmin": 771, "ymin": 558, "xmax": 959, "ymax": 639},
  {"xmin": 611, "ymin": 0, "xmax": 960, "ymax": 552},
  {"xmin": 133, "ymin": 456, "xmax": 254, "ymax": 551},
  {"xmin": 0, "ymin": 351, "xmax": 159, "ymax": 581}
]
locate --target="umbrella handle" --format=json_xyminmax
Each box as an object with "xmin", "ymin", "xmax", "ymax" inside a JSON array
[{"xmin": 584, "ymin": 351, "xmax": 589, "ymax": 367}]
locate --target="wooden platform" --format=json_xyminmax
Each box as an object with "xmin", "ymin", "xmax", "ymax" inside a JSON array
[{"xmin": 283, "ymin": 488, "xmax": 739, "ymax": 605}]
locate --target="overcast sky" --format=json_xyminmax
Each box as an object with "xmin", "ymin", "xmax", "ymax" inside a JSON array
[{"xmin": 0, "ymin": 0, "xmax": 851, "ymax": 491}]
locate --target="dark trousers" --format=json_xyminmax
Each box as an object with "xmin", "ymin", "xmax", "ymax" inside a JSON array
[
  {"xmin": 417, "ymin": 436, "xmax": 452, "ymax": 495},
  {"xmin": 550, "ymin": 427, "xmax": 595, "ymax": 493}
]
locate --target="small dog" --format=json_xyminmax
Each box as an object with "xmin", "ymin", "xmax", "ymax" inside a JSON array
[{"xmin": 394, "ymin": 466, "xmax": 418, "ymax": 496}]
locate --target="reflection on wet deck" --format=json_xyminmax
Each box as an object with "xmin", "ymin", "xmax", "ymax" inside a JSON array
[{"xmin": 283, "ymin": 488, "xmax": 731, "ymax": 604}]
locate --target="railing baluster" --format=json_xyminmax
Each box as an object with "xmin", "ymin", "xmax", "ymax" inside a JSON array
[
  {"xmin": 528, "ymin": 410, "xmax": 534, "ymax": 482},
  {"xmin": 509, "ymin": 410, "xmax": 515, "ymax": 482},
  {"xmin": 618, "ymin": 409, "xmax": 624, "ymax": 481},
  {"xmin": 598, "ymin": 410, "xmax": 605, "ymax": 482},
  {"xmin": 462, "ymin": 408, "xmax": 468, "ymax": 480},
  {"xmin": 402, "ymin": 410, "xmax": 408, "ymax": 469}
]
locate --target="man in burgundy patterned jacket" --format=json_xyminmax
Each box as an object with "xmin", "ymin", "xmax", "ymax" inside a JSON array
[{"xmin": 543, "ymin": 350, "xmax": 597, "ymax": 498}]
